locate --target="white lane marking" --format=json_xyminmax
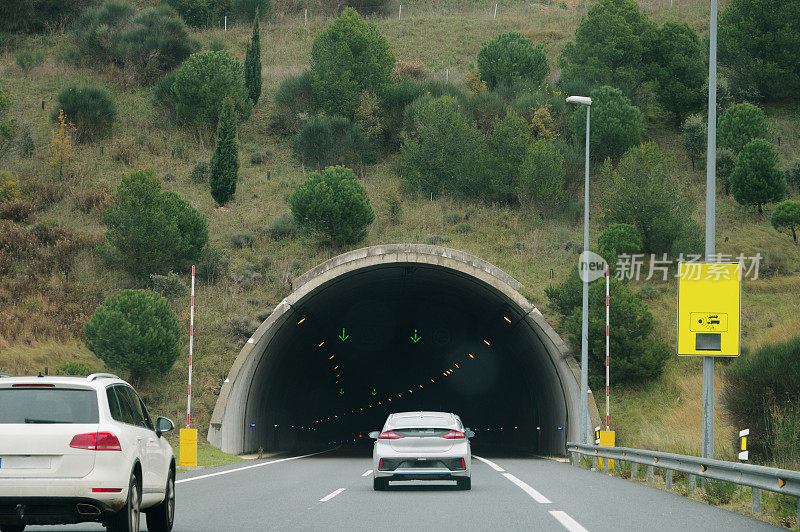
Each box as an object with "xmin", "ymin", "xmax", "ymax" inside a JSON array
[
  {"xmin": 361, "ymin": 469, "xmax": 372, "ymax": 477},
  {"xmin": 549, "ymin": 510, "xmax": 589, "ymax": 532},
  {"xmin": 176, "ymin": 450, "xmax": 330, "ymax": 484},
  {"xmin": 472, "ymin": 454, "xmax": 505, "ymax": 472},
  {"xmin": 319, "ymin": 488, "xmax": 346, "ymax": 502},
  {"xmin": 502, "ymin": 473, "xmax": 551, "ymax": 504}
]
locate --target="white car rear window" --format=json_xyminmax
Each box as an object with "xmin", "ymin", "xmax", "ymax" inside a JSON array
[{"xmin": 0, "ymin": 388, "xmax": 99, "ymax": 424}]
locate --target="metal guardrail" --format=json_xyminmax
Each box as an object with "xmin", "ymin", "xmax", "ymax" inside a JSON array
[{"xmin": 568, "ymin": 442, "xmax": 800, "ymax": 523}]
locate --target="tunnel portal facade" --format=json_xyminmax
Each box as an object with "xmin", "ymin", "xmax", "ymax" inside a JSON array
[{"xmin": 208, "ymin": 244, "xmax": 591, "ymax": 456}]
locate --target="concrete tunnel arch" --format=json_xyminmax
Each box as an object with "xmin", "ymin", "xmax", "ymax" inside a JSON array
[{"xmin": 208, "ymin": 244, "xmax": 596, "ymax": 456}]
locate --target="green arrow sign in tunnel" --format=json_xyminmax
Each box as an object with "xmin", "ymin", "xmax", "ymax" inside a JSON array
[{"xmin": 208, "ymin": 244, "xmax": 592, "ymax": 456}]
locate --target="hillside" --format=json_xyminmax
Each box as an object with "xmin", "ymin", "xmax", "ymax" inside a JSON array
[{"xmin": 1, "ymin": 0, "xmax": 799, "ymax": 466}]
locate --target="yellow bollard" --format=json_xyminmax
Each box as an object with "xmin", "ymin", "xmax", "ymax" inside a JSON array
[
  {"xmin": 179, "ymin": 428, "xmax": 197, "ymax": 467},
  {"xmin": 597, "ymin": 430, "xmax": 615, "ymax": 469}
]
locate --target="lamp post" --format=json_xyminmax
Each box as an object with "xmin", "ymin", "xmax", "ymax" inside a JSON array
[{"xmin": 566, "ymin": 94, "xmax": 592, "ymax": 444}]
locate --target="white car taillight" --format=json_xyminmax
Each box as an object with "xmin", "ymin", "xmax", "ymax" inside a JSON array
[{"xmin": 70, "ymin": 432, "xmax": 122, "ymax": 451}]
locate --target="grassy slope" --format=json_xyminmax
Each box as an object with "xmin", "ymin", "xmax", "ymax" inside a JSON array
[{"xmin": 1, "ymin": 0, "xmax": 799, "ymax": 465}]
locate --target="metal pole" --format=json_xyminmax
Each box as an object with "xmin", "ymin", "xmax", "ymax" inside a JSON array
[
  {"xmin": 398, "ymin": 4, "xmax": 402, "ymax": 19},
  {"xmin": 186, "ymin": 265, "xmax": 195, "ymax": 428},
  {"xmin": 494, "ymin": 3, "xmax": 498, "ymax": 18},
  {"xmin": 702, "ymin": 0, "xmax": 718, "ymax": 461},
  {"xmin": 580, "ymin": 105, "xmax": 591, "ymax": 444},
  {"xmin": 605, "ymin": 264, "xmax": 610, "ymax": 430}
]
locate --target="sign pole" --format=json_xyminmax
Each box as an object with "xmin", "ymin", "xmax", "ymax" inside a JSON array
[
  {"xmin": 702, "ymin": 0, "xmax": 719, "ymax": 461},
  {"xmin": 605, "ymin": 265, "xmax": 610, "ymax": 430},
  {"xmin": 180, "ymin": 265, "xmax": 198, "ymax": 468},
  {"xmin": 187, "ymin": 265, "xmax": 195, "ymax": 428}
]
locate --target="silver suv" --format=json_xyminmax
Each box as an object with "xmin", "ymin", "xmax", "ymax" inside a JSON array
[{"xmin": 0, "ymin": 373, "xmax": 176, "ymax": 532}]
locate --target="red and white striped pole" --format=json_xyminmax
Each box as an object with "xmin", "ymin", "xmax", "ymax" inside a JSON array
[
  {"xmin": 605, "ymin": 264, "xmax": 610, "ymax": 430},
  {"xmin": 186, "ymin": 265, "xmax": 195, "ymax": 428}
]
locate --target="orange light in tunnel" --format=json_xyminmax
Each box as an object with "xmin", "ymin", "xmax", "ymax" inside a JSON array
[
  {"xmin": 419, "ymin": 385, "xmax": 423, "ymax": 388},
  {"xmin": 333, "ymin": 365, "xmax": 339, "ymax": 369},
  {"xmin": 430, "ymin": 379, "xmax": 435, "ymax": 383},
  {"xmin": 297, "ymin": 317, "xmax": 306, "ymax": 325},
  {"xmin": 318, "ymin": 341, "xmax": 325, "ymax": 347},
  {"xmin": 468, "ymin": 353, "xmax": 475, "ymax": 359},
  {"xmin": 378, "ymin": 402, "xmax": 382, "ymax": 405},
  {"xmin": 387, "ymin": 398, "xmax": 392, "ymax": 402},
  {"xmin": 483, "ymin": 339, "xmax": 491, "ymax": 346},
  {"xmin": 368, "ymin": 404, "xmax": 372, "ymax": 408},
  {"xmin": 360, "ymin": 408, "xmax": 363, "ymax": 411},
  {"xmin": 398, "ymin": 394, "xmax": 402, "ymax": 398},
  {"xmin": 455, "ymin": 364, "xmax": 459, "ymax": 368},
  {"xmin": 409, "ymin": 389, "xmax": 412, "ymax": 393},
  {"xmin": 329, "ymin": 355, "xmax": 334, "ymax": 359},
  {"xmin": 503, "ymin": 316, "xmax": 512, "ymax": 323}
]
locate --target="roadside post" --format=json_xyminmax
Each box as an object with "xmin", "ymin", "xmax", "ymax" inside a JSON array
[{"xmin": 180, "ymin": 265, "xmax": 198, "ymax": 467}]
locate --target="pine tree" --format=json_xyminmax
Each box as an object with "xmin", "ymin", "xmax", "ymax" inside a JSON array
[
  {"xmin": 244, "ymin": 8, "xmax": 262, "ymax": 106},
  {"xmin": 210, "ymin": 100, "xmax": 239, "ymax": 206}
]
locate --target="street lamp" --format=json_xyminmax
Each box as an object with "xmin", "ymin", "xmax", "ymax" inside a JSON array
[{"xmin": 566, "ymin": 94, "xmax": 592, "ymax": 445}]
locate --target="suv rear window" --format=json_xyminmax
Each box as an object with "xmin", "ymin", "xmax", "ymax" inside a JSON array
[{"xmin": 0, "ymin": 388, "xmax": 99, "ymax": 424}]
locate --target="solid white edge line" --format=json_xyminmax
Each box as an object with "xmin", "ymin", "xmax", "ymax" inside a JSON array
[
  {"xmin": 549, "ymin": 510, "xmax": 589, "ymax": 532},
  {"xmin": 471, "ymin": 454, "xmax": 505, "ymax": 472},
  {"xmin": 176, "ymin": 449, "xmax": 331, "ymax": 484},
  {"xmin": 361, "ymin": 469, "xmax": 372, "ymax": 477},
  {"xmin": 502, "ymin": 473, "xmax": 551, "ymax": 504},
  {"xmin": 319, "ymin": 487, "xmax": 346, "ymax": 502}
]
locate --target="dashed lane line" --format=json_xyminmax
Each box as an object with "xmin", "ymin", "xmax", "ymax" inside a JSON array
[
  {"xmin": 175, "ymin": 450, "xmax": 331, "ymax": 484},
  {"xmin": 549, "ymin": 511, "xmax": 589, "ymax": 532},
  {"xmin": 502, "ymin": 473, "xmax": 551, "ymax": 504},
  {"xmin": 471, "ymin": 454, "xmax": 505, "ymax": 472},
  {"xmin": 361, "ymin": 470, "xmax": 372, "ymax": 477},
  {"xmin": 319, "ymin": 488, "xmax": 346, "ymax": 502}
]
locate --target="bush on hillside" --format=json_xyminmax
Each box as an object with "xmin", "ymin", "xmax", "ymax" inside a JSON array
[
  {"xmin": 0, "ymin": 171, "xmax": 21, "ymax": 203},
  {"xmin": 244, "ymin": 13, "xmax": 262, "ymax": 106},
  {"xmin": 785, "ymin": 158, "xmax": 800, "ymax": 194},
  {"xmin": 400, "ymin": 96, "xmax": 487, "ymax": 199},
  {"xmin": 681, "ymin": 113, "xmax": 706, "ymax": 170},
  {"xmin": 172, "ymin": 51, "xmax": 252, "ymax": 127},
  {"xmin": 197, "ymin": 246, "xmax": 228, "ymax": 283},
  {"xmin": 53, "ymin": 86, "xmax": 115, "ymax": 143},
  {"xmin": 719, "ymin": 0, "xmax": 800, "ymax": 101},
  {"xmin": 559, "ymin": 0, "xmax": 656, "ymax": 90},
  {"xmin": 717, "ymin": 102, "xmax": 770, "ymax": 154},
  {"xmin": 477, "ymin": 32, "xmax": 549, "ymax": 90},
  {"xmin": 268, "ymin": 213, "xmax": 298, "ymax": 240},
  {"xmin": 102, "ymin": 169, "xmax": 208, "ymax": 279},
  {"xmin": 290, "ymin": 166, "xmax": 374, "ymax": 246},
  {"xmin": 597, "ymin": 223, "xmax": 642, "ymax": 265},
  {"xmin": 380, "ymin": 79, "xmax": 463, "ymax": 149},
  {"xmin": 150, "ymin": 271, "xmax": 188, "ymax": 299},
  {"xmin": 771, "ymin": 200, "xmax": 800, "ymax": 244},
  {"xmin": 0, "ymin": 0, "xmax": 98, "ymax": 33},
  {"xmin": 546, "ymin": 265, "xmax": 670, "ymax": 389},
  {"xmin": 210, "ymin": 100, "xmax": 239, "ymax": 206},
  {"xmin": 293, "ymin": 115, "xmax": 369, "ymax": 170},
  {"xmin": 486, "ymin": 110, "xmax": 531, "ymax": 203},
  {"xmin": 569, "ymin": 86, "xmax": 645, "ymax": 162},
  {"xmin": 730, "ymin": 139, "xmax": 785, "ymax": 215},
  {"xmin": 233, "ymin": 0, "xmax": 271, "ymax": 22},
  {"xmin": 459, "ymin": 89, "xmax": 507, "ymax": 135},
  {"xmin": 269, "ymin": 71, "xmax": 314, "ymax": 136},
  {"xmin": 717, "ymin": 148, "xmax": 736, "ymax": 195},
  {"xmin": 602, "ymin": 142, "xmax": 691, "ymax": 254},
  {"xmin": 84, "ymin": 289, "xmax": 181, "ymax": 382},
  {"xmin": 164, "ymin": 0, "xmax": 220, "ymax": 28},
  {"xmin": 310, "ymin": 7, "xmax": 395, "ymax": 119},
  {"xmin": 189, "ymin": 161, "xmax": 210, "ymax": 183},
  {"xmin": 518, "ymin": 140, "xmax": 566, "ymax": 217},
  {"xmin": 724, "ymin": 336, "xmax": 800, "ymax": 461}
]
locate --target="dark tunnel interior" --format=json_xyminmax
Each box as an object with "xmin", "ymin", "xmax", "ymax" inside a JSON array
[{"xmin": 241, "ymin": 264, "xmax": 570, "ymax": 455}]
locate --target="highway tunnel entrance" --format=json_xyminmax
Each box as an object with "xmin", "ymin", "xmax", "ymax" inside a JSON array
[{"xmin": 208, "ymin": 245, "xmax": 589, "ymax": 456}]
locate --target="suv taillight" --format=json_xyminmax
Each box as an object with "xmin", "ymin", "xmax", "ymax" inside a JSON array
[
  {"xmin": 441, "ymin": 430, "xmax": 466, "ymax": 439},
  {"xmin": 378, "ymin": 430, "xmax": 403, "ymax": 439},
  {"xmin": 70, "ymin": 432, "xmax": 122, "ymax": 451}
]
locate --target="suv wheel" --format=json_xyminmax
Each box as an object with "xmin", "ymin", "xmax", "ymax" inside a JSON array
[
  {"xmin": 108, "ymin": 472, "xmax": 140, "ymax": 532},
  {"xmin": 146, "ymin": 469, "xmax": 175, "ymax": 532}
]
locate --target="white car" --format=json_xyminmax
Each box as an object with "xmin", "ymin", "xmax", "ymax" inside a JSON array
[
  {"xmin": 0, "ymin": 373, "xmax": 176, "ymax": 532},
  {"xmin": 370, "ymin": 411, "xmax": 474, "ymax": 491}
]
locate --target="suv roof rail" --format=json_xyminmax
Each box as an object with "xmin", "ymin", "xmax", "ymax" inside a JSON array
[
  {"xmin": 0, "ymin": 372, "xmax": 12, "ymax": 377},
  {"xmin": 87, "ymin": 373, "xmax": 120, "ymax": 381}
]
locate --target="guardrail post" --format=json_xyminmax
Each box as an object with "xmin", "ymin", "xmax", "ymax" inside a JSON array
[
  {"xmin": 631, "ymin": 462, "xmax": 638, "ymax": 479},
  {"xmin": 665, "ymin": 469, "xmax": 673, "ymax": 490},
  {"xmin": 751, "ymin": 488, "xmax": 761, "ymax": 514},
  {"xmin": 688, "ymin": 474, "xmax": 696, "ymax": 492},
  {"xmin": 647, "ymin": 465, "xmax": 654, "ymax": 484}
]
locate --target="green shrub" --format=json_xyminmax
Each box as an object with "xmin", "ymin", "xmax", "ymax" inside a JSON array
[
  {"xmin": 102, "ymin": 169, "xmax": 208, "ymax": 279},
  {"xmin": 717, "ymin": 102, "xmax": 770, "ymax": 154},
  {"xmin": 85, "ymin": 289, "xmax": 181, "ymax": 382},
  {"xmin": 14, "ymin": 48, "xmax": 44, "ymax": 70},
  {"xmin": 716, "ymin": 148, "xmax": 736, "ymax": 195},
  {"xmin": 765, "ymin": 403, "xmax": 800, "ymax": 470},
  {"xmin": 55, "ymin": 362, "xmax": 96, "ymax": 376},
  {"xmin": 518, "ymin": 139, "xmax": 567, "ymax": 217},
  {"xmin": 719, "ymin": 0, "xmax": 800, "ymax": 101},
  {"xmin": 486, "ymin": 110, "xmax": 531, "ymax": 203},
  {"xmin": 724, "ymin": 335, "xmax": 800, "ymax": 461},
  {"xmin": 210, "ymin": 100, "xmax": 239, "ymax": 206},
  {"xmin": 771, "ymin": 200, "xmax": 800, "ymax": 244},
  {"xmin": 197, "ymin": 245, "xmax": 228, "ymax": 283},
  {"xmin": 172, "ymin": 50, "xmax": 252, "ymax": 127},
  {"xmin": 785, "ymin": 158, "xmax": 800, "ymax": 193},
  {"xmin": 270, "ymin": 71, "xmax": 314, "ymax": 136},
  {"xmin": 164, "ymin": 0, "xmax": 219, "ymax": 28},
  {"xmin": 704, "ymin": 480, "xmax": 737, "ymax": 505},
  {"xmin": 209, "ymin": 37, "xmax": 225, "ymax": 52},
  {"xmin": 229, "ymin": 232, "xmax": 255, "ymax": 249},
  {"xmin": 380, "ymin": 79, "xmax": 463, "ymax": 149},
  {"xmin": 569, "ymin": 86, "xmax": 645, "ymax": 162},
  {"xmin": 268, "ymin": 213, "xmax": 297, "ymax": 240},
  {"xmin": 244, "ymin": 12, "xmax": 262, "ymax": 105},
  {"xmin": 233, "ymin": 0, "xmax": 271, "ymax": 23},
  {"xmin": 559, "ymin": 0, "xmax": 656, "ymax": 90},
  {"xmin": 477, "ymin": 32, "xmax": 549, "ymax": 90},
  {"xmin": 0, "ymin": 199, "xmax": 34, "ymax": 223},
  {"xmin": 546, "ymin": 265, "xmax": 670, "ymax": 389},
  {"xmin": 400, "ymin": 96, "xmax": 487, "ymax": 199},
  {"xmin": 602, "ymin": 142, "xmax": 690, "ymax": 254},
  {"xmin": 73, "ymin": 2, "xmax": 198, "ymax": 85},
  {"xmin": 730, "ymin": 139, "xmax": 785, "ymax": 215},
  {"xmin": 290, "ymin": 165, "xmax": 374, "ymax": 246},
  {"xmin": 150, "ymin": 271, "xmax": 188, "ymax": 299},
  {"xmin": 1, "ymin": 0, "xmax": 97, "ymax": 33},
  {"xmin": 310, "ymin": 7, "xmax": 395, "ymax": 119},
  {"xmin": 459, "ymin": 89, "xmax": 507, "ymax": 135},
  {"xmin": 0, "ymin": 171, "xmax": 21, "ymax": 203},
  {"xmin": 681, "ymin": 113, "xmax": 706, "ymax": 170},
  {"xmin": 597, "ymin": 223, "xmax": 642, "ymax": 264},
  {"xmin": 189, "ymin": 161, "xmax": 210, "ymax": 183},
  {"xmin": 293, "ymin": 115, "xmax": 369, "ymax": 170},
  {"xmin": 53, "ymin": 85, "xmax": 115, "ymax": 142}
]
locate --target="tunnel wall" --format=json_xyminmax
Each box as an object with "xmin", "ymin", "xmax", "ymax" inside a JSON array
[{"xmin": 208, "ymin": 244, "xmax": 597, "ymax": 455}]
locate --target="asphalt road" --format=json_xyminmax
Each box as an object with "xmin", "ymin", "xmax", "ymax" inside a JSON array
[{"xmin": 28, "ymin": 447, "xmax": 778, "ymax": 531}]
